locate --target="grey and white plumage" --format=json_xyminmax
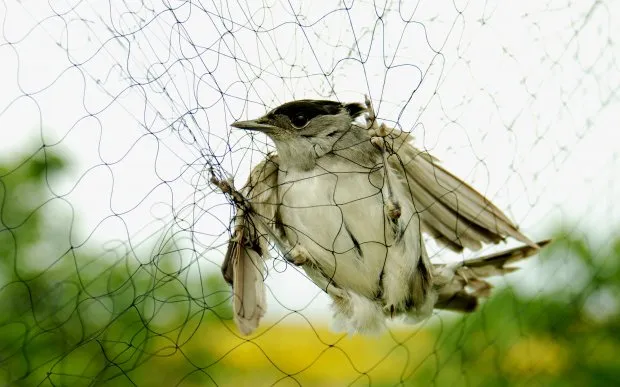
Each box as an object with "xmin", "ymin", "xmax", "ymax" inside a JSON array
[{"xmin": 216, "ymin": 98, "xmax": 549, "ymax": 335}]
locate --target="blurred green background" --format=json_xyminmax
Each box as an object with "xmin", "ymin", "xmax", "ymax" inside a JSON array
[{"xmin": 1, "ymin": 149, "xmax": 619, "ymax": 386}]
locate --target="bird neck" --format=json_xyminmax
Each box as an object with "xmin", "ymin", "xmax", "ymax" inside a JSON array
[
  {"xmin": 272, "ymin": 137, "xmax": 318, "ymax": 171},
  {"xmin": 273, "ymin": 128, "xmax": 378, "ymax": 171}
]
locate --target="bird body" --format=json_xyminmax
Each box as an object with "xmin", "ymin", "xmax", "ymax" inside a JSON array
[
  {"xmin": 277, "ymin": 151, "xmax": 432, "ymax": 331},
  {"xmin": 278, "ymin": 155, "xmax": 388, "ymax": 298},
  {"xmin": 216, "ymin": 98, "xmax": 548, "ymax": 335}
]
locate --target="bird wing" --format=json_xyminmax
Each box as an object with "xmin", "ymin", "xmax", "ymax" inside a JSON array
[
  {"xmin": 388, "ymin": 130, "xmax": 537, "ymax": 252},
  {"xmin": 221, "ymin": 153, "xmax": 280, "ymax": 335}
]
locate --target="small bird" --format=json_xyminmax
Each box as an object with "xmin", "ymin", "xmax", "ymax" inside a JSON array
[{"xmin": 214, "ymin": 98, "xmax": 549, "ymax": 335}]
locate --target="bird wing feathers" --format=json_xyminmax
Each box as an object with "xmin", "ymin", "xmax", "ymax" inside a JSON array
[
  {"xmin": 389, "ymin": 130, "xmax": 538, "ymax": 252},
  {"xmin": 221, "ymin": 154, "xmax": 280, "ymax": 335},
  {"xmin": 224, "ymin": 226, "xmax": 267, "ymax": 335}
]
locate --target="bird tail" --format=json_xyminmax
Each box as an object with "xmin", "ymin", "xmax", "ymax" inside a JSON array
[{"xmin": 433, "ymin": 239, "xmax": 551, "ymax": 312}]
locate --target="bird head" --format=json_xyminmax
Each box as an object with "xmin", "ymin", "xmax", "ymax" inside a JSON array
[{"xmin": 231, "ymin": 99, "xmax": 367, "ymax": 169}]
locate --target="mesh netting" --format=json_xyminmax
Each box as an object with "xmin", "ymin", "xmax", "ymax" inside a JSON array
[{"xmin": 1, "ymin": 0, "xmax": 619, "ymax": 385}]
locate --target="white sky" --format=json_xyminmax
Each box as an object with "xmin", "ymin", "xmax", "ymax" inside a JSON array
[{"xmin": 0, "ymin": 0, "xmax": 619, "ymax": 324}]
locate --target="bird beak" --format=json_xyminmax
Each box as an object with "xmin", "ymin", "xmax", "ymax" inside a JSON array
[{"xmin": 231, "ymin": 118, "xmax": 277, "ymax": 133}]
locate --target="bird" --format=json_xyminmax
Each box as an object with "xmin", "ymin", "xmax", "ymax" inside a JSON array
[{"xmin": 212, "ymin": 97, "xmax": 550, "ymax": 335}]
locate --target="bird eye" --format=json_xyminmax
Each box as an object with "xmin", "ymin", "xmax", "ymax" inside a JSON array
[{"xmin": 290, "ymin": 114, "xmax": 309, "ymax": 128}]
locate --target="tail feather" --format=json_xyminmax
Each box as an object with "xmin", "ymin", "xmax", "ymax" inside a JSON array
[
  {"xmin": 433, "ymin": 240, "xmax": 551, "ymax": 312},
  {"xmin": 461, "ymin": 239, "xmax": 551, "ymax": 278},
  {"xmin": 435, "ymin": 291, "xmax": 479, "ymax": 312}
]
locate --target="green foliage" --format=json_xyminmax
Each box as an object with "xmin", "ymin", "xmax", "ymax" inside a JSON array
[
  {"xmin": 0, "ymin": 149, "xmax": 230, "ymax": 386},
  {"xmin": 425, "ymin": 233, "xmax": 620, "ymax": 387}
]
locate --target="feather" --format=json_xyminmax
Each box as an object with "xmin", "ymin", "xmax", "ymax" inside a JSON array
[
  {"xmin": 390, "ymin": 131, "xmax": 538, "ymax": 252},
  {"xmin": 458, "ymin": 238, "xmax": 551, "ymax": 278},
  {"xmin": 221, "ymin": 154, "xmax": 281, "ymax": 335},
  {"xmin": 433, "ymin": 239, "xmax": 551, "ymax": 312},
  {"xmin": 231, "ymin": 226, "xmax": 267, "ymax": 335}
]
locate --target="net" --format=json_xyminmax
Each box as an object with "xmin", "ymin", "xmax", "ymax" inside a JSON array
[{"xmin": 0, "ymin": 0, "xmax": 618, "ymax": 385}]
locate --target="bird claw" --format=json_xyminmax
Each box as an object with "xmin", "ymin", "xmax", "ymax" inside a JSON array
[
  {"xmin": 370, "ymin": 136, "xmax": 385, "ymax": 149},
  {"xmin": 364, "ymin": 96, "xmax": 392, "ymax": 137},
  {"xmin": 364, "ymin": 94, "xmax": 379, "ymax": 131},
  {"xmin": 364, "ymin": 96, "xmax": 384, "ymax": 149},
  {"xmin": 210, "ymin": 171, "xmax": 247, "ymax": 207},
  {"xmin": 383, "ymin": 304, "xmax": 397, "ymax": 318},
  {"xmin": 386, "ymin": 201, "xmax": 401, "ymax": 220},
  {"xmin": 210, "ymin": 175, "xmax": 234, "ymax": 194},
  {"xmin": 286, "ymin": 244, "xmax": 312, "ymax": 266},
  {"xmin": 377, "ymin": 123, "xmax": 389, "ymax": 137},
  {"xmin": 229, "ymin": 229, "xmax": 243, "ymax": 243}
]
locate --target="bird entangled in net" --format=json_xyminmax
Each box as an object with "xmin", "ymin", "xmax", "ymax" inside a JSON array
[{"xmin": 0, "ymin": 1, "xmax": 618, "ymax": 386}]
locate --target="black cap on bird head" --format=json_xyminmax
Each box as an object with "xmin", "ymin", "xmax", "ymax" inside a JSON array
[{"xmin": 231, "ymin": 99, "xmax": 366, "ymax": 134}]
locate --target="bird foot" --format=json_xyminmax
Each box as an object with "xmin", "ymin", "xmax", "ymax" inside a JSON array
[
  {"xmin": 368, "ymin": 123, "xmax": 393, "ymax": 140},
  {"xmin": 364, "ymin": 95, "xmax": 378, "ymax": 128},
  {"xmin": 210, "ymin": 175, "xmax": 233, "ymax": 194},
  {"xmin": 364, "ymin": 95, "xmax": 393, "ymax": 139},
  {"xmin": 386, "ymin": 201, "xmax": 402, "ymax": 220},
  {"xmin": 286, "ymin": 244, "xmax": 312, "ymax": 266},
  {"xmin": 383, "ymin": 304, "xmax": 397, "ymax": 319},
  {"xmin": 210, "ymin": 172, "xmax": 247, "ymax": 206}
]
